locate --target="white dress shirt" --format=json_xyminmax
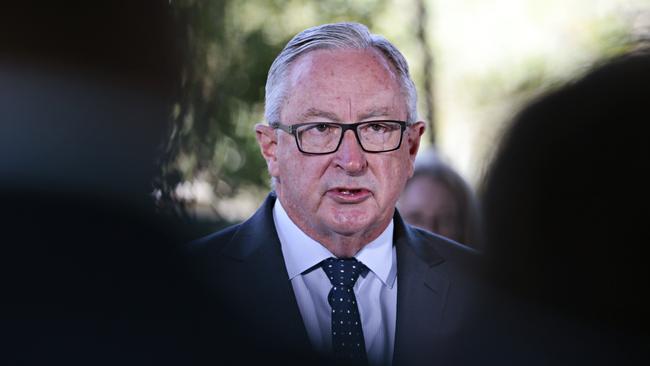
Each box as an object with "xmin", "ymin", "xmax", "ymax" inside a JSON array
[{"xmin": 273, "ymin": 199, "xmax": 397, "ymax": 366}]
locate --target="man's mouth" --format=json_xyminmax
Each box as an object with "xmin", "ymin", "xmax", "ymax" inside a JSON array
[
  {"xmin": 326, "ymin": 188, "xmax": 371, "ymax": 203},
  {"xmin": 338, "ymin": 188, "xmax": 362, "ymax": 195}
]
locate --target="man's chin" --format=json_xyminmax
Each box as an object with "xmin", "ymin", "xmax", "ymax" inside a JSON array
[
  {"xmin": 324, "ymin": 215, "xmax": 378, "ymax": 238},
  {"xmin": 316, "ymin": 203, "xmax": 390, "ymax": 239}
]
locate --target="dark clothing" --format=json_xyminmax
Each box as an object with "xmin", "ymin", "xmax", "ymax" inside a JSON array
[
  {"xmin": 1, "ymin": 192, "xmax": 202, "ymax": 366},
  {"xmin": 189, "ymin": 193, "xmax": 481, "ymax": 365}
]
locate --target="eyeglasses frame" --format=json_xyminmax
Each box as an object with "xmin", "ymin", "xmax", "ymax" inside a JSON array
[{"xmin": 270, "ymin": 120, "xmax": 408, "ymax": 155}]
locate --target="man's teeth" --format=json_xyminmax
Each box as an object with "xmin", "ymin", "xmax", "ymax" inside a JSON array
[{"xmin": 339, "ymin": 189, "xmax": 360, "ymax": 195}]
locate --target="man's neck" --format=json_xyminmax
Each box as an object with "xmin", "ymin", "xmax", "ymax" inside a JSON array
[
  {"xmin": 277, "ymin": 199, "xmax": 391, "ymax": 258},
  {"xmin": 319, "ymin": 234, "xmax": 372, "ymax": 258}
]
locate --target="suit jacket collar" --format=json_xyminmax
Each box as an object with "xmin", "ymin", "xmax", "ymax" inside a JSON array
[
  {"xmin": 220, "ymin": 193, "xmax": 451, "ymax": 364},
  {"xmin": 217, "ymin": 192, "xmax": 313, "ymax": 357},
  {"xmin": 393, "ymin": 211, "xmax": 453, "ymax": 366},
  {"xmin": 222, "ymin": 192, "xmax": 446, "ymax": 265},
  {"xmin": 221, "ymin": 192, "xmax": 280, "ymax": 261}
]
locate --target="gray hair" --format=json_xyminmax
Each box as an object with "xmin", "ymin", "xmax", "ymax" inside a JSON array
[{"xmin": 264, "ymin": 22, "xmax": 418, "ymax": 124}]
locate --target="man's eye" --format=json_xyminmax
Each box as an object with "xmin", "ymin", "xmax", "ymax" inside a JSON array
[
  {"xmin": 314, "ymin": 123, "xmax": 330, "ymax": 132},
  {"xmin": 305, "ymin": 123, "xmax": 336, "ymax": 133},
  {"xmin": 368, "ymin": 123, "xmax": 388, "ymax": 132}
]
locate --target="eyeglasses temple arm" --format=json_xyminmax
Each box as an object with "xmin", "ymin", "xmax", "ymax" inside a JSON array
[{"xmin": 270, "ymin": 122, "xmax": 293, "ymax": 134}]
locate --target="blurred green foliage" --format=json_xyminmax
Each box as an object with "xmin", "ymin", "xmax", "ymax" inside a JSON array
[
  {"xmin": 156, "ymin": 0, "xmax": 388, "ymax": 227},
  {"xmin": 156, "ymin": 0, "xmax": 643, "ymax": 236}
]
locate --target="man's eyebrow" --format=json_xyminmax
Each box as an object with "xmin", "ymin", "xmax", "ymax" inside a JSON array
[
  {"xmin": 297, "ymin": 108, "xmax": 340, "ymax": 122},
  {"xmin": 358, "ymin": 107, "xmax": 393, "ymax": 121}
]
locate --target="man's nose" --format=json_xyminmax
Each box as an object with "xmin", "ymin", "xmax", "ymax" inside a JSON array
[{"xmin": 333, "ymin": 129, "xmax": 367, "ymax": 175}]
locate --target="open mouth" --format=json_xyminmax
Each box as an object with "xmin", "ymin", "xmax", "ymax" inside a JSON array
[
  {"xmin": 327, "ymin": 188, "xmax": 371, "ymax": 203},
  {"xmin": 337, "ymin": 188, "xmax": 363, "ymax": 195}
]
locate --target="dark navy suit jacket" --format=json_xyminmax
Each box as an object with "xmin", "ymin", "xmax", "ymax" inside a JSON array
[{"xmin": 190, "ymin": 193, "xmax": 480, "ymax": 365}]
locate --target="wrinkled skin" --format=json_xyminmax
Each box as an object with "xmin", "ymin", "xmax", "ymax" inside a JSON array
[{"xmin": 256, "ymin": 48, "xmax": 425, "ymax": 257}]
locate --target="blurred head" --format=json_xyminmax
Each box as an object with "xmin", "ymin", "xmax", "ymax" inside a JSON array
[
  {"xmin": 480, "ymin": 52, "xmax": 650, "ymax": 333},
  {"xmin": 0, "ymin": 2, "xmax": 179, "ymax": 202},
  {"xmin": 256, "ymin": 23, "xmax": 425, "ymax": 252},
  {"xmin": 0, "ymin": 3, "xmax": 203, "ymax": 364},
  {"xmin": 398, "ymin": 161, "xmax": 480, "ymax": 246}
]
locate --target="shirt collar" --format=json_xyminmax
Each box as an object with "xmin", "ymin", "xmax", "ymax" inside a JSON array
[
  {"xmin": 273, "ymin": 199, "xmax": 396, "ymax": 288},
  {"xmin": 355, "ymin": 219, "xmax": 396, "ymax": 288},
  {"xmin": 274, "ymin": 199, "xmax": 334, "ymax": 279}
]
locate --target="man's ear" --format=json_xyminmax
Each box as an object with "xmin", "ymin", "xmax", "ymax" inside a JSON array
[
  {"xmin": 255, "ymin": 123, "xmax": 280, "ymax": 177},
  {"xmin": 405, "ymin": 121, "xmax": 426, "ymax": 177},
  {"xmin": 407, "ymin": 121, "xmax": 426, "ymax": 159}
]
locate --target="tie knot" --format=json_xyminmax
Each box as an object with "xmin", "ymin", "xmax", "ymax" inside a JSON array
[{"xmin": 321, "ymin": 257, "xmax": 367, "ymax": 288}]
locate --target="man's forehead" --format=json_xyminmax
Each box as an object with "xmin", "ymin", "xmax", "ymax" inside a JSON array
[
  {"xmin": 282, "ymin": 48, "xmax": 405, "ymax": 121},
  {"xmin": 287, "ymin": 48, "xmax": 397, "ymax": 84},
  {"xmin": 297, "ymin": 106, "xmax": 397, "ymax": 122}
]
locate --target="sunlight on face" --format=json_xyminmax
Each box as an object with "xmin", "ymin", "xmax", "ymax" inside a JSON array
[{"xmin": 271, "ymin": 48, "xmax": 421, "ymax": 244}]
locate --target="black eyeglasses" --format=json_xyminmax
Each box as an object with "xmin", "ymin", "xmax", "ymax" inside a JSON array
[{"xmin": 271, "ymin": 120, "xmax": 408, "ymax": 155}]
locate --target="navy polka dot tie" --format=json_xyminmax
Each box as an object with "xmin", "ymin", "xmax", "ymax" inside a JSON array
[{"xmin": 321, "ymin": 257, "xmax": 368, "ymax": 365}]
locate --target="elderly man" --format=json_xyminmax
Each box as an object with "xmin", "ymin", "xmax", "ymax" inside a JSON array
[{"xmin": 192, "ymin": 22, "xmax": 477, "ymax": 366}]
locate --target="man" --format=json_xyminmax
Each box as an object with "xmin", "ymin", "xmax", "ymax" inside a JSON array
[{"xmin": 191, "ymin": 22, "xmax": 478, "ymax": 366}]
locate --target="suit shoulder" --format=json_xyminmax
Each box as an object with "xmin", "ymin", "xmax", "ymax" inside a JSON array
[
  {"xmin": 411, "ymin": 226, "xmax": 480, "ymax": 264},
  {"xmin": 185, "ymin": 223, "xmax": 245, "ymax": 288},
  {"xmin": 188, "ymin": 223, "xmax": 241, "ymax": 256}
]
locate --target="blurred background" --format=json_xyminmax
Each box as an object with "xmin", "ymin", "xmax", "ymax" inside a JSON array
[
  {"xmin": 156, "ymin": 0, "xmax": 650, "ymax": 237},
  {"xmin": 3, "ymin": 2, "xmax": 646, "ymax": 362}
]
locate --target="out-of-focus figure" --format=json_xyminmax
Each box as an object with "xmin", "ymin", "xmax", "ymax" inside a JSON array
[
  {"xmin": 0, "ymin": 2, "xmax": 210, "ymax": 365},
  {"xmin": 473, "ymin": 52, "xmax": 650, "ymax": 365},
  {"xmin": 398, "ymin": 149, "xmax": 481, "ymax": 248}
]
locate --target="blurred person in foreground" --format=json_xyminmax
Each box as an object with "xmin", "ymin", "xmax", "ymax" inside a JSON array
[
  {"xmin": 1, "ymin": 2, "xmax": 205, "ymax": 365},
  {"xmin": 398, "ymin": 149, "xmax": 481, "ymax": 248},
  {"xmin": 471, "ymin": 52, "xmax": 650, "ymax": 365},
  {"xmin": 190, "ymin": 22, "xmax": 480, "ymax": 366}
]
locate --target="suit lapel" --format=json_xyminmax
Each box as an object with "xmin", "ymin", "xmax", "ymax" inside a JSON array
[
  {"xmin": 214, "ymin": 196, "xmax": 457, "ymax": 363},
  {"xmin": 392, "ymin": 212, "xmax": 450, "ymax": 365},
  {"xmin": 220, "ymin": 193, "xmax": 313, "ymax": 354}
]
